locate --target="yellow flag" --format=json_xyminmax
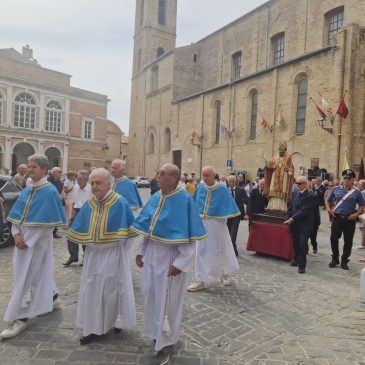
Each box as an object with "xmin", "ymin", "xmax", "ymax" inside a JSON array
[{"xmin": 342, "ymin": 147, "xmax": 350, "ymax": 171}]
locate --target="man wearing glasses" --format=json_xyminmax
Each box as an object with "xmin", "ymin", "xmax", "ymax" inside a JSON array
[
  {"xmin": 325, "ymin": 169, "xmax": 365, "ymax": 270},
  {"xmin": 284, "ymin": 176, "xmax": 317, "ymax": 274}
]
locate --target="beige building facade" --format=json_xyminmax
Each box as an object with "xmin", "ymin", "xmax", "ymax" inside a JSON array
[
  {"xmin": 128, "ymin": 0, "xmax": 365, "ymax": 180},
  {"xmin": 0, "ymin": 46, "xmax": 124, "ymax": 173}
]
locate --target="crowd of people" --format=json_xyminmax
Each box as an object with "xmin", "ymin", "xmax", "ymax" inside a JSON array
[{"xmin": 1, "ymin": 153, "xmax": 365, "ymax": 360}]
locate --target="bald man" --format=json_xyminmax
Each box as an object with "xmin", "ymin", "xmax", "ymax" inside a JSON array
[
  {"xmin": 132, "ymin": 163, "xmax": 206, "ymax": 355},
  {"xmin": 67, "ymin": 168, "xmax": 136, "ymax": 345},
  {"xmin": 111, "ymin": 159, "xmax": 143, "ymax": 216},
  {"xmin": 188, "ymin": 166, "xmax": 240, "ymax": 292},
  {"xmin": 13, "ymin": 164, "xmax": 28, "ymax": 188}
]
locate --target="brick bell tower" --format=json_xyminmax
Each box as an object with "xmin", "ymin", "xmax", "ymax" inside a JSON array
[{"xmin": 128, "ymin": 0, "xmax": 177, "ymax": 175}]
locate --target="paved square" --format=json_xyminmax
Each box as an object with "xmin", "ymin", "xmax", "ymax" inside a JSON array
[{"xmin": 1, "ymin": 190, "xmax": 365, "ymax": 364}]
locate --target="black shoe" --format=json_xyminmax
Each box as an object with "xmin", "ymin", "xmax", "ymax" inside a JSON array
[
  {"xmin": 80, "ymin": 334, "xmax": 98, "ymax": 345},
  {"xmin": 63, "ymin": 258, "xmax": 78, "ymax": 267},
  {"xmin": 313, "ymin": 249, "xmax": 318, "ymax": 254},
  {"xmin": 298, "ymin": 268, "xmax": 305, "ymax": 274},
  {"xmin": 329, "ymin": 258, "xmax": 339, "ymax": 268},
  {"xmin": 290, "ymin": 259, "xmax": 298, "ymax": 267},
  {"xmin": 341, "ymin": 262, "xmax": 349, "ymax": 270},
  {"xmin": 113, "ymin": 327, "xmax": 122, "ymax": 334}
]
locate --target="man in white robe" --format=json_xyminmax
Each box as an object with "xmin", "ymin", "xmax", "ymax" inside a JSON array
[
  {"xmin": 67, "ymin": 168, "xmax": 136, "ymax": 345},
  {"xmin": 132, "ymin": 163, "xmax": 206, "ymax": 356},
  {"xmin": 0, "ymin": 154, "xmax": 66, "ymax": 339},
  {"xmin": 188, "ymin": 165, "xmax": 240, "ymax": 292}
]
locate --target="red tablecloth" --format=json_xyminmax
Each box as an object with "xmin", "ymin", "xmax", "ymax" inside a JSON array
[{"xmin": 246, "ymin": 220, "xmax": 294, "ymax": 260}]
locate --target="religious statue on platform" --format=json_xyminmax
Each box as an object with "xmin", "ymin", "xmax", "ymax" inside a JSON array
[{"xmin": 264, "ymin": 140, "xmax": 294, "ymax": 213}]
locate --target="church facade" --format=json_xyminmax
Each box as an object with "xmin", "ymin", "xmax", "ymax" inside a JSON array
[
  {"xmin": 0, "ymin": 46, "xmax": 124, "ymax": 173},
  {"xmin": 128, "ymin": 0, "xmax": 365, "ymax": 180}
]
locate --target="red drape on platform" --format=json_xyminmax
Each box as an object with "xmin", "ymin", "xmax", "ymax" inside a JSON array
[{"xmin": 246, "ymin": 221, "xmax": 294, "ymax": 260}]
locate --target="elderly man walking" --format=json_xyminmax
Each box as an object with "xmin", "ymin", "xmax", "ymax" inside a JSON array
[
  {"xmin": 13, "ymin": 164, "xmax": 28, "ymax": 188},
  {"xmin": 188, "ymin": 165, "xmax": 240, "ymax": 292},
  {"xmin": 63, "ymin": 170, "xmax": 92, "ymax": 267},
  {"xmin": 111, "ymin": 159, "xmax": 143, "ymax": 216},
  {"xmin": 0, "ymin": 154, "xmax": 66, "ymax": 339},
  {"xmin": 131, "ymin": 163, "xmax": 206, "ymax": 356},
  {"xmin": 284, "ymin": 176, "xmax": 317, "ymax": 274},
  {"xmin": 67, "ymin": 168, "xmax": 136, "ymax": 345}
]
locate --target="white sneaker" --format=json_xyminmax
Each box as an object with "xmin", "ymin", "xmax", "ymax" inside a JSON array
[
  {"xmin": 187, "ymin": 281, "xmax": 205, "ymax": 292},
  {"xmin": 0, "ymin": 320, "xmax": 27, "ymax": 339},
  {"xmin": 221, "ymin": 275, "xmax": 233, "ymax": 286},
  {"xmin": 53, "ymin": 297, "xmax": 62, "ymax": 310}
]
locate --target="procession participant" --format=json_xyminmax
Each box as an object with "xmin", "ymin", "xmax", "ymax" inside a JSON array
[
  {"xmin": 63, "ymin": 171, "xmax": 76, "ymax": 224},
  {"xmin": 67, "ymin": 168, "xmax": 136, "ymax": 345},
  {"xmin": 132, "ymin": 163, "xmax": 206, "ymax": 355},
  {"xmin": 111, "ymin": 159, "xmax": 143, "ymax": 216},
  {"xmin": 284, "ymin": 176, "xmax": 317, "ymax": 274},
  {"xmin": 48, "ymin": 166, "xmax": 64, "ymax": 238},
  {"xmin": 0, "ymin": 154, "xmax": 66, "ymax": 339},
  {"xmin": 188, "ymin": 165, "xmax": 240, "ymax": 292},
  {"xmin": 326, "ymin": 169, "xmax": 365, "ymax": 270},
  {"xmin": 63, "ymin": 170, "xmax": 92, "ymax": 267},
  {"xmin": 245, "ymin": 178, "xmax": 268, "ymax": 218},
  {"xmin": 226, "ymin": 175, "xmax": 248, "ymax": 256},
  {"xmin": 13, "ymin": 164, "xmax": 28, "ymax": 188}
]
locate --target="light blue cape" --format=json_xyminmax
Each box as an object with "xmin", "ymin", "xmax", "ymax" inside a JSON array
[
  {"xmin": 67, "ymin": 191, "xmax": 137, "ymax": 245},
  {"xmin": 113, "ymin": 176, "xmax": 143, "ymax": 209},
  {"xmin": 8, "ymin": 182, "xmax": 66, "ymax": 227},
  {"xmin": 131, "ymin": 187, "xmax": 206, "ymax": 244},
  {"xmin": 193, "ymin": 183, "xmax": 240, "ymax": 219}
]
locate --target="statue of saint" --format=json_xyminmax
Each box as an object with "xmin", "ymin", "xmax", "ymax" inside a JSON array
[{"xmin": 264, "ymin": 140, "xmax": 294, "ymax": 213}]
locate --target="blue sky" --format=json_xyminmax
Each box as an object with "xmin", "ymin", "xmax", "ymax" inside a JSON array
[{"xmin": 0, "ymin": 0, "xmax": 267, "ymax": 134}]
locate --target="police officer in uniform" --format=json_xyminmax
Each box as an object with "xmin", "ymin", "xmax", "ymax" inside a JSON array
[{"xmin": 325, "ymin": 169, "xmax": 365, "ymax": 270}]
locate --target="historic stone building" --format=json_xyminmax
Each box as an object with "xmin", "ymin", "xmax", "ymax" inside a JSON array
[
  {"xmin": 128, "ymin": 0, "xmax": 365, "ymax": 180},
  {"xmin": 0, "ymin": 46, "xmax": 124, "ymax": 173}
]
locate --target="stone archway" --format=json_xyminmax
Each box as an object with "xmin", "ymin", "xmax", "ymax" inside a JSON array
[
  {"xmin": 45, "ymin": 147, "xmax": 61, "ymax": 169},
  {"xmin": 12, "ymin": 142, "xmax": 35, "ymax": 172}
]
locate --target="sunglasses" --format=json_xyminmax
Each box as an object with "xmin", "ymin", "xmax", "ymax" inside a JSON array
[{"xmin": 297, "ymin": 182, "xmax": 306, "ymax": 185}]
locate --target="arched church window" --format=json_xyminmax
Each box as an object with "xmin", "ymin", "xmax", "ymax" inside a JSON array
[
  {"xmin": 149, "ymin": 133, "xmax": 155, "ymax": 153},
  {"xmin": 157, "ymin": 47, "xmax": 164, "ymax": 58},
  {"xmin": 158, "ymin": 0, "xmax": 166, "ymax": 25},
  {"xmin": 164, "ymin": 128, "xmax": 171, "ymax": 152},
  {"xmin": 250, "ymin": 90, "xmax": 258, "ymax": 140},
  {"xmin": 295, "ymin": 78, "xmax": 308, "ymax": 135},
  {"xmin": 215, "ymin": 101, "xmax": 221, "ymax": 144}
]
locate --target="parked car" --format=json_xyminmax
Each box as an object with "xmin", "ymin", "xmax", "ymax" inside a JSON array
[
  {"xmin": 0, "ymin": 175, "xmax": 23, "ymax": 248},
  {"xmin": 133, "ymin": 176, "xmax": 150, "ymax": 188}
]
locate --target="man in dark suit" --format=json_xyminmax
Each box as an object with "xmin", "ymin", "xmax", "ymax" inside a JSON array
[
  {"xmin": 226, "ymin": 175, "xmax": 248, "ymax": 256},
  {"xmin": 245, "ymin": 179, "xmax": 268, "ymax": 218},
  {"xmin": 284, "ymin": 176, "xmax": 317, "ymax": 274}
]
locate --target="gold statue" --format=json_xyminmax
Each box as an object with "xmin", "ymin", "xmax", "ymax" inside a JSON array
[{"xmin": 264, "ymin": 140, "xmax": 294, "ymax": 212}]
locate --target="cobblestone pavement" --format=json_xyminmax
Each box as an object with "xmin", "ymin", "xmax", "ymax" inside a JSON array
[{"xmin": 1, "ymin": 189, "xmax": 365, "ymax": 364}]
